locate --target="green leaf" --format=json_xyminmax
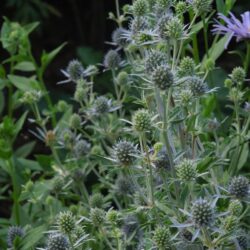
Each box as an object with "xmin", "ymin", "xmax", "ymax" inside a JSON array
[
  {"xmin": 237, "ymin": 142, "xmax": 249, "ymax": 170},
  {"xmin": 15, "ymin": 141, "xmax": 36, "ymax": 158},
  {"xmin": 14, "ymin": 61, "xmax": 36, "ymax": 72},
  {"xmin": 14, "ymin": 112, "xmax": 28, "ymax": 138},
  {"xmin": 23, "ymin": 22, "xmax": 40, "ymax": 35},
  {"xmin": 216, "ymin": 0, "xmax": 225, "ymax": 14},
  {"xmin": 41, "ymin": 42, "xmax": 67, "ymax": 73},
  {"xmin": 21, "ymin": 225, "xmax": 47, "ymax": 249},
  {"xmin": 17, "ymin": 158, "xmax": 42, "ymax": 171},
  {"xmin": 202, "ymin": 34, "xmax": 230, "ymax": 64},
  {"xmin": 8, "ymin": 74, "xmax": 39, "ymax": 91}
]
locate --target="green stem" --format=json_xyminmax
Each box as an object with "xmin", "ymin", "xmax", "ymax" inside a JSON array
[
  {"xmin": 141, "ymin": 132, "xmax": 154, "ymax": 206},
  {"xmin": 244, "ymin": 42, "xmax": 250, "ymax": 73},
  {"xmin": 8, "ymin": 159, "xmax": 20, "ymax": 225},
  {"xmin": 8, "ymin": 59, "xmax": 15, "ymax": 118},
  {"xmin": 202, "ymin": 15, "xmax": 209, "ymax": 58}
]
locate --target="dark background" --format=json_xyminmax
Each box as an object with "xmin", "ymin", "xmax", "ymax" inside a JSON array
[{"xmin": 0, "ymin": 0, "xmax": 249, "ymax": 96}]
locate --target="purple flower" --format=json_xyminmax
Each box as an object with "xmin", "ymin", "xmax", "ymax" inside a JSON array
[{"xmin": 212, "ymin": 11, "xmax": 250, "ymax": 48}]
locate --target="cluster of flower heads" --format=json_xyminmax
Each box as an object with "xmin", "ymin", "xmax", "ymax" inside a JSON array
[{"xmin": 4, "ymin": 0, "xmax": 250, "ymax": 249}]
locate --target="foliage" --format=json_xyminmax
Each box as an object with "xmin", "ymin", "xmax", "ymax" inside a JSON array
[{"xmin": 0, "ymin": 0, "xmax": 249, "ymax": 249}]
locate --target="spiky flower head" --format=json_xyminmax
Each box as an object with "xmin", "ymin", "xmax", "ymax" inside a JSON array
[
  {"xmin": 145, "ymin": 50, "xmax": 167, "ymax": 73},
  {"xmin": 130, "ymin": 17, "xmax": 148, "ymax": 35},
  {"xmin": 236, "ymin": 229, "xmax": 248, "ymax": 250},
  {"xmin": 52, "ymin": 177, "xmax": 64, "ymax": 194},
  {"xmin": 132, "ymin": 109, "xmax": 151, "ymax": 132},
  {"xmin": 103, "ymin": 50, "xmax": 121, "ymax": 69},
  {"xmin": 223, "ymin": 215, "xmax": 238, "ymax": 232},
  {"xmin": 69, "ymin": 113, "xmax": 82, "ymax": 130},
  {"xmin": 89, "ymin": 193, "xmax": 104, "ymax": 208},
  {"xmin": 57, "ymin": 100, "xmax": 68, "ymax": 112},
  {"xmin": 115, "ymin": 176, "xmax": 134, "ymax": 195},
  {"xmin": 153, "ymin": 226, "xmax": 171, "ymax": 249},
  {"xmin": 66, "ymin": 59, "xmax": 84, "ymax": 82},
  {"xmin": 152, "ymin": 64, "xmax": 174, "ymax": 90},
  {"xmin": 133, "ymin": 0, "xmax": 149, "ymax": 16},
  {"xmin": 113, "ymin": 140, "xmax": 137, "ymax": 166},
  {"xmin": 188, "ymin": 0, "xmax": 212, "ymax": 15},
  {"xmin": 157, "ymin": 14, "xmax": 172, "ymax": 40},
  {"xmin": 112, "ymin": 28, "xmax": 128, "ymax": 47},
  {"xmin": 187, "ymin": 76, "xmax": 208, "ymax": 96},
  {"xmin": 153, "ymin": 147, "xmax": 170, "ymax": 170},
  {"xmin": 154, "ymin": 0, "xmax": 172, "ymax": 17},
  {"xmin": 74, "ymin": 87, "xmax": 86, "ymax": 103},
  {"xmin": 59, "ymin": 129, "xmax": 75, "ymax": 149},
  {"xmin": 231, "ymin": 66, "xmax": 246, "ymax": 84},
  {"xmin": 7, "ymin": 226, "xmax": 25, "ymax": 247},
  {"xmin": 47, "ymin": 233, "xmax": 70, "ymax": 250},
  {"xmin": 164, "ymin": 16, "xmax": 184, "ymax": 40},
  {"xmin": 228, "ymin": 176, "xmax": 249, "ymax": 199},
  {"xmin": 228, "ymin": 200, "xmax": 243, "ymax": 216},
  {"xmin": 192, "ymin": 198, "xmax": 214, "ymax": 227},
  {"xmin": 178, "ymin": 56, "xmax": 196, "ymax": 77},
  {"xmin": 93, "ymin": 96, "xmax": 110, "ymax": 115},
  {"xmin": 21, "ymin": 90, "xmax": 42, "ymax": 104},
  {"xmin": 57, "ymin": 211, "xmax": 75, "ymax": 234},
  {"xmin": 176, "ymin": 159, "xmax": 197, "ymax": 181},
  {"xmin": 106, "ymin": 210, "xmax": 122, "ymax": 226},
  {"xmin": 175, "ymin": 1, "xmax": 187, "ymax": 14},
  {"xmin": 73, "ymin": 139, "xmax": 91, "ymax": 158},
  {"xmin": 90, "ymin": 208, "xmax": 105, "ymax": 227},
  {"xmin": 117, "ymin": 71, "xmax": 129, "ymax": 86}
]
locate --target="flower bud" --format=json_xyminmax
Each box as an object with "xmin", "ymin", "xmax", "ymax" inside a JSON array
[
  {"xmin": 176, "ymin": 159, "xmax": 197, "ymax": 181},
  {"xmin": 153, "ymin": 226, "xmax": 171, "ymax": 249},
  {"xmin": 57, "ymin": 100, "xmax": 68, "ymax": 112},
  {"xmin": 228, "ymin": 200, "xmax": 243, "ymax": 216},
  {"xmin": 228, "ymin": 176, "xmax": 249, "ymax": 199},
  {"xmin": 104, "ymin": 50, "xmax": 121, "ymax": 69},
  {"xmin": 133, "ymin": 0, "xmax": 148, "ymax": 16},
  {"xmin": 152, "ymin": 64, "xmax": 174, "ymax": 90},
  {"xmin": 145, "ymin": 50, "xmax": 166, "ymax": 73},
  {"xmin": 7, "ymin": 226, "xmax": 25, "ymax": 247},
  {"xmin": 66, "ymin": 59, "xmax": 84, "ymax": 82},
  {"xmin": 47, "ymin": 233, "xmax": 70, "ymax": 250},
  {"xmin": 113, "ymin": 140, "xmax": 137, "ymax": 166},
  {"xmin": 58, "ymin": 211, "xmax": 75, "ymax": 234},
  {"xmin": 132, "ymin": 109, "xmax": 151, "ymax": 132},
  {"xmin": 178, "ymin": 56, "xmax": 195, "ymax": 77},
  {"xmin": 69, "ymin": 113, "xmax": 82, "ymax": 130},
  {"xmin": 231, "ymin": 66, "xmax": 246, "ymax": 84},
  {"xmin": 90, "ymin": 208, "xmax": 106, "ymax": 227},
  {"xmin": 192, "ymin": 198, "xmax": 214, "ymax": 227},
  {"xmin": 89, "ymin": 193, "xmax": 104, "ymax": 208}
]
